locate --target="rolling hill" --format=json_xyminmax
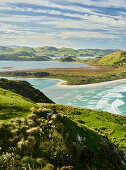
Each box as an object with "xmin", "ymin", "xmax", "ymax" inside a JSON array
[
  {"xmin": 0, "ymin": 79, "xmax": 125, "ymax": 169},
  {"xmin": 87, "ymin": 51, "xmax": 126, "ymax": 67},
  {"xmin": 0, "ymin": 46, "xmax": 120, "ymax": 61},
  {"xmin": 0, "ymin": 78, "xmax": 54, "ymax": 104}
]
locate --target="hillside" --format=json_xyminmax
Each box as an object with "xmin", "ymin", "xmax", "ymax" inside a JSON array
[
  {"xmin": 87, "ymin": 51, "xmax": 126, "ymax": 67},
  {"xmin": 59, "ymin": 56, "xmax": 76, "ymax": 62},
  {"xmin": 0, "ymin": 79, "xmax": 126, "ymax": 169},
  {"xmin": 0, "ymin": 87, "xmax": 36, "ymax": 121},
  {"xmin": 0, "ymin": 99, "xmax": 126, "ymax": 169},
  {"xmin": 0, "ymin": 78, "xmax": 54, "ymax": 103},
  {"xmin": 0, "ymin": 46, "xmax": 120, "ymax": 61}
]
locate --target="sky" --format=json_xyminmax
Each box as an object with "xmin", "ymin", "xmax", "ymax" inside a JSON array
[{"xmin": 0, "ymin": 0, "xmax": 126, "ymax": 49}]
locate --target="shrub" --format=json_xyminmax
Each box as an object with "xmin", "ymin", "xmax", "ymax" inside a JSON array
[
  {"xmin": 43, "ymin": 163, "xmax": 55, "ymax": 170},
  {"xmin": 26, "ymin": 127, "xmax": 40, "ymax": 135},
  {"xmin": 42, "ymin": 108, "xmax": 52, "ymax": 114},
  {"xmin": 36, "ymin": 158, "xmax": 47, "ymax": 169},
  {"xmin": 27, "ymin": 113, "xmax": 37, "ymax": 121},
  {"xmin": 27, "ymin": 119, "xmax": 36, "ymax": 126},
  {"xmin": 21, "ymin": 156, "xmax": 35, "ymax": 168},
  {"xmin": 70, "ymin": 110, "xmax": 81, "ymax": 115},
  {"xmin": 61, "ymin": 166, "xmax": 74, "ymax": 170},
  {"xmin": 123, "ymin": 132, "xmax": 126, "ymax": 138},
  {"xmin": 30, "ymin": 107, "xmax": 36, "ymax": 113},
  {"xmin": 123, "ymin": 124, "xmax": 126, "ymax": 129}
]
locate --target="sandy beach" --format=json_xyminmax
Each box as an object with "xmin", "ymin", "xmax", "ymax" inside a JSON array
[{"xmin": 55, "ymin": 78, "xmax": 126, "ymax": 88}]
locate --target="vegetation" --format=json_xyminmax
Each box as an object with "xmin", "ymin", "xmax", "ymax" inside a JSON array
[
  {"xmin": 0, "ymin": 101, "xmax": 126, "ymax": 169},
  {"xmin": 0, "ymin": 78, "xmax": 54, "ymax": 103},
  {"xmin": 0, "ymin": 46, "xmax": 119, "ymax": 61},
  {"xmin": 59, "ymin": 56, "xmax": 77, "ymax": 62},
  {"xmin": 86, "ymin": 51, "xmax": 126, "ymax": 67},
  {"xmin": 2, "ymin": 64, "xmax": 126, "ymax": 85},
  {"xmin": 0, "ymin": 79, "xmax": 125, "ymax": 169},
  {"xmin": 0, "ymin": 87, "xmax": 36, "ymax": 121}
]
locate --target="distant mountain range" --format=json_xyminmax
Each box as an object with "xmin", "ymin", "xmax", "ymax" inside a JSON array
[
  {"xmin": 86, "ymin": 51, "xmax": 126, "ymax": 67},
  {"xmin": 0, "ymin": 46, "xmax": 120, "ymax": 61}
]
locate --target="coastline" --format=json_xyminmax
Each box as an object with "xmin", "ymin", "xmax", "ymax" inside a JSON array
[
  {"xmin": 2, "ymin": 76, "xmax": 126, "ymax": 89},
  {"xmin": 55, "ymin": 78, "xmax": 126, "ymax": 88}
]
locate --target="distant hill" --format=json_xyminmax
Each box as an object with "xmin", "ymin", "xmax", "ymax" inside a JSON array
[
  {"xmin": 77, "ymin": 49, "xmax": 120, "ymax": 57},
  {"xmin": 87, "ymin": 51, "xmax": 126, "ymax": 66},
  {"xmin": 60, "ymin": 56, "xmax": 76, "ymax": 62},
  {"xmin": 0, "ymin": 46, "xmax": 120, "ymax": 60}
]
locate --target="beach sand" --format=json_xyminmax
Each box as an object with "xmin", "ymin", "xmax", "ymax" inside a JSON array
[{"xmin": 55, "ymin": 78, "xmax": 126, "ymax": 88}]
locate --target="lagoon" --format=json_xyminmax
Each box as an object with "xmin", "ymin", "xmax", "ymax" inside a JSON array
[
  {"xmin": 2, "ymin": 76, "xmax": 126, "ymax": 115},
  {"xmin": 0, "ymin": 60, "xmax": 94, "ymax": 72}
]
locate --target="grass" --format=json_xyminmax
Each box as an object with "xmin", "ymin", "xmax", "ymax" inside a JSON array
[
  {"xmin": 0, "ymin": 81, "xmax": 125, "ymax": 169},
  {"xmin": 86, "ymin": 51, "xmax": 126, "ymax": 67},
  {"xmin": 0, "ymin": 103, "xmax": 125, "ymax": 169},
  {"xmin": 2, "ymin": 64, "xmax": 126, "ymax": 86},
  {"xmin": 0, "ymin": 87, "xmax": 36, "ymax": 121},
  {"xmin": 39, "ymin": 104, "xmax": 126, "ymax": 152}
]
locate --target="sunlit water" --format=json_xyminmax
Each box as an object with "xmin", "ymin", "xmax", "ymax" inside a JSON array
[{"xmin": 2, "ymin": 76, "xmax": 126, "ymax": 115}]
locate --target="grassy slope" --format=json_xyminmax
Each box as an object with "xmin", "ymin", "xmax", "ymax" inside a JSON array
[
  {"xmin": 0, "ymin": 87, "xmax": 36, "ymax": 121},
  {"xmin": 0, "ymin": 78, "xmax": 54, "ymax": 103},
  {"xmin": 87, "ymin": 51, "xmax": 126, "ymax": 66},
  {"xmin": 0, "ymin": 100, "xmax": 125, "ymax": 169},
  {"xmin": 40, "ymin": 104, "xmax": 126, "ymax": 152},
  {"xmin": 0, "ymin": 80, "xmax": 125, "ymax": 169}
]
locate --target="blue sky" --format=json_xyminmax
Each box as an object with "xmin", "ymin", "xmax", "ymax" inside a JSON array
[{"xmin": 0, "ymin": 0, "xmax": 126, "ymax": 49}]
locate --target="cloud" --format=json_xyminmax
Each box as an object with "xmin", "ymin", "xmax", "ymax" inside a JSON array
[
  {"xmin": 60, "ymin": 31, "xmax": 119, "ymax": 39},
  {"xmin": 0, "ymin": 0, "xmax": 126, "ymax": 48},
  {"xmin": 66, "ymin": 0, "xmax": 126, "ymax": 8}
]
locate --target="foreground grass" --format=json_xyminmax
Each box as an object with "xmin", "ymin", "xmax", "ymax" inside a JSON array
[
  {"xmin": 0, "ymin": 87, "xmax": 36, "ymax": 121},
  {"xmin": 39, "ymin": 104, "xmax": 126, "ymax": 152},
  {"xmin": 0, "ymin": 80, "xmax": 125, "ymax": 169},
  {"xmin": 0, "ymin": 103, "xmax": 125, "ymax": 169}
]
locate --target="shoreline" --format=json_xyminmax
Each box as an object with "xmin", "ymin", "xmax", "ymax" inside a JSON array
[
  {"xmin": 1, "ymin": 76, "xmax": 126, "ymax": 89},
  {"xmin": 55, "ymin": 78, "xmax": 126, "ymax": 88}
]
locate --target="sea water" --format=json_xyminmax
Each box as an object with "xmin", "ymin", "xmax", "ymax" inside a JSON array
[
  {"xmin": 43, "ymin": 81, "xmax": 126, "ymax": 115},
  {"xmin": 2, "ymin": 76, "xmax": 126, "ymax": 115}
]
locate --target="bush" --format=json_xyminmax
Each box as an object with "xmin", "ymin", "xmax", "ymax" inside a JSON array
[
  {"xmin": 21, "ymin": 156, "xmax": 35, "ymax": 168},
  {"xmin": 123, "ymin": 132, "xmax": 126, "ymax": 138},
  {"xmin": 43, "ymin": 163, "xmax": 55, "ymax": 170},
  {"xmin": 36, "ymin": 158, "xmax": 47, "ymax": 168},
  {"xmin": 27, "ymin": 113, "xmax": 37, "ymax": 121}
]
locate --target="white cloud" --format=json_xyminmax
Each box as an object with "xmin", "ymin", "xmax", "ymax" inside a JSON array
[
  {"xmin": 60, "ymin": 31, "xmax": 119, "ymax": 39},
  {"xmin": 0, "ymin": 0, "xmax": 126, "ymax": 48},
  {"xmin": 66, "ymin": 0, "xmax": 126, "ymax": 8}
]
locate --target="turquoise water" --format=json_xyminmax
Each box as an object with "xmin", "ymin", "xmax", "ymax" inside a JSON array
[
  {"xmin": 0, "ymin": 60, "xmax": 95, "ymax": 72},
  {"xmin": 44, "ymin": 81, "xmax": 126, "ymax": 115},
  {"xmin": 2, "ymin": 76, "xmax": 126, "ymax": 115}
]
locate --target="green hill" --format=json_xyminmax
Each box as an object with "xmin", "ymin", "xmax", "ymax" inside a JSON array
[
  {"xmin": 0, "ymin": 87, "xmax": 36, "ymax": 120},
  {"xmin": 0, "ymin": 46, "xmax": 120, "ymax": 61},
  {"xmin": 0, "ymin": 79, "xmax": 125, "ymax": 169},
  {"xmin": 87, "ymin": 51, "xmax": 126, "ymax": 66},
  {"xmin": 78, "ymin": 49, "xmax": 119, "ymax": 57},
  {"xmin": 0, "ymin": 101, "xmax": 126, "ymax": 169},
  {"xmin": 0, "ymin": 78, "xmax": 54, "ymax": 104},
  {"xmin": 60, "ymin": 56, "xmax": 76, "ymax": 62}
]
